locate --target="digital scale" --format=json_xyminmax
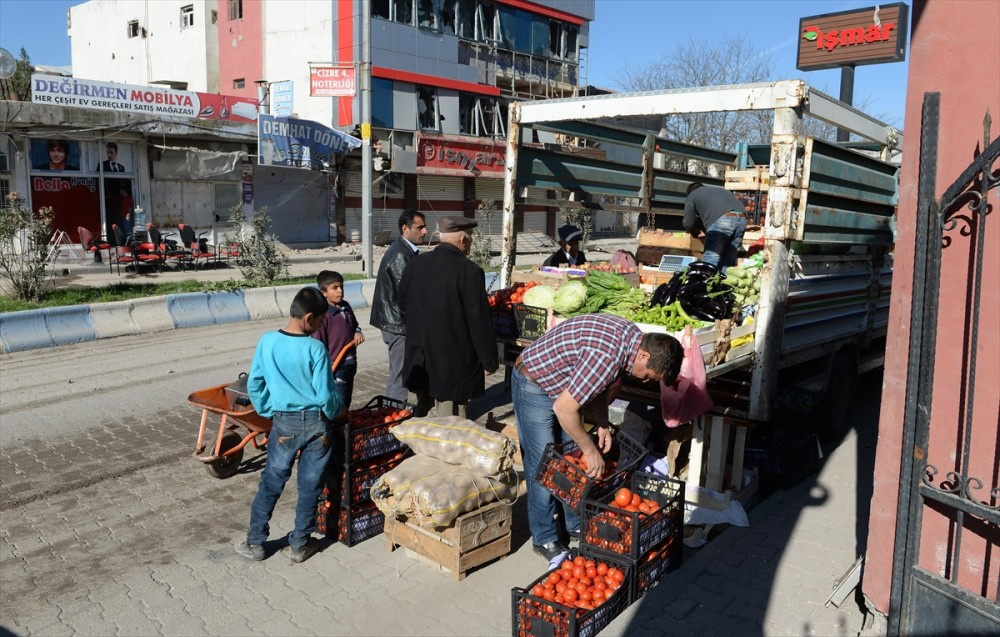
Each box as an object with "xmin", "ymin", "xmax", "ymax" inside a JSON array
[{"xmin": 657, "ymin": 254, "xmax": 696, "ymax": 273}]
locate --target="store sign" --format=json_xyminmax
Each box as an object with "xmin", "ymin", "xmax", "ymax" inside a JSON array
[
  {"xmin": 30, "ymin": 74, "xmax": 259, "ymax": 122},
  {"xmin": 416, "ymin": 133, "xmax": 506, "ymax": 178},
  {"xmin": 310, "ymin": 66, "xmax": 356, "ymax": 97},
  {"xmin": 796, "ymin": 3, "xmax": 908, "ymax": 71},
  {"xmin": 271, "ymin": 80, "xmax": 294, "ymax": 118},
  {"xmin": 258, "ymin": 113, "xmax": 361, "ymax": 170}
]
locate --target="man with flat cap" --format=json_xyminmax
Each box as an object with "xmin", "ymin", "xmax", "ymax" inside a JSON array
[
  {"xmin": 398, "ymin": 216, "xmax": 499, "ymax": 417},
  {"xmin": 545, "ymin": 224, "xmax": 588, "ymax": 268}
]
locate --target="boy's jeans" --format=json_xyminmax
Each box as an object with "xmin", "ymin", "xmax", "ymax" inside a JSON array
[
  {"xmin": 512, "ymin": 369, "xmax": 580, "ymax": 547},
  {"xmin": 702, "ymin": 212, "xmax": 747, "ymax": 269},
  {"xmin": 334, "ymin": 363, "xmax": 357, "ymax": 411},
  {"xmin": 247, "ymin": 410, "xmax": 333, "ymax": 550}
]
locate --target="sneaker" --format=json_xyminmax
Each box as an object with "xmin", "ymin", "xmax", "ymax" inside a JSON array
[
  {"xmin": 532, "ymin": 541, "xmax": 568, "ymax": 561},
  {"xmin": 567, "ymin": 529, "xmax": 581, "ymax": 544},
  {"xmin": 289, "ymin": 537, "xmax": 319, "ymax": 564},
  {"xmin": 235, "ymin": 538, "xmax": 264, "ymax": 561}
]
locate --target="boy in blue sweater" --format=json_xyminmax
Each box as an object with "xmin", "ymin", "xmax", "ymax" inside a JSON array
[
  {"xmin": 312, "ymin": 270, "xmax": 365, "ymax": 411},
  {"xmin": 236, "ymin": 287, "xmax": 342, "ymax": 564}
]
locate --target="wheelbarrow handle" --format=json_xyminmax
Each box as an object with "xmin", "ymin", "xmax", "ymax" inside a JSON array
[{"xmin": 331, "ymin": 342, "xmax": 354, "ymax": 373}]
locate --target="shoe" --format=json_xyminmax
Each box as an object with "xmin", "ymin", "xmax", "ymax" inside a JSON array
[
  {"xmin": 567, "ymin": 529, "xmax": 581, "ymax": 544},
  {"xmin": 235, "ymin": 538, "xmax": 264, "ymax": 561},
  {"xmin": 289, "ymin": 537, "xmax": 319, "ymax": 564},
  {"xmin": 532, "ymin": 541, "xmax": 568, "ymax": 561}
]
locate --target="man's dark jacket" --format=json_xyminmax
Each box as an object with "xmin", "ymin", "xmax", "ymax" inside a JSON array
[
  {"xmin": 370, "ymin": 236, "xmax": 417, "ymax": 335},
  {"xmin": 398, "ymin": 243, "xmax": 499, "ymax": 401}
]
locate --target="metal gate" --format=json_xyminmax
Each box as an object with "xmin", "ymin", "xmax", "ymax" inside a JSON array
[{"xmin": 888, "ymin": 93, "xmax": 1000, "ymax": 634}]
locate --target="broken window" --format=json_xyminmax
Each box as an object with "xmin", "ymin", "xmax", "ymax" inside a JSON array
[
  {"xmin": 564, "ymin": 25, "xmax": 578, "ymax": 61},
  {"xmin": 418, "ymin": 0, "xmax": 438, "ymax": 30},
  {"xmin": 417, "ymin": 86, "xmax": 439, "ymax": 130},
  {"xmin": 440, "ymin": 0, "xmax": 456, "ymax": 35},
  {"xmin": 531, "ymin": 15, "xmax": 549, "ymax": 57},
  {"xmin": 392, "ymin": 0, "xmax": 413, "ymax": 26},
  {"xmin": 372, "ymin": 0, "xmax": 390, "ymax": 20}
]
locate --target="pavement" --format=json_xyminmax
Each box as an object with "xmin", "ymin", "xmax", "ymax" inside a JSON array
[{"xmin": 0, "ymin": 236, "xmax": 881, "ymax": 636}]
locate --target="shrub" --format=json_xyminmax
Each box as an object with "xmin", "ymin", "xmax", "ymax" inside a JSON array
[
  {"xmin": 224, "ymin": 204, "xmax": 288, "ymax": 284},
  {"xmin": 0, "ymin": 193, "xmax": 55, "ymax": 301}
]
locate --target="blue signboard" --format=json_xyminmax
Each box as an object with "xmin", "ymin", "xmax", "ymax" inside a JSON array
[
  {"xmin": 257, "ymin": 113, "xmax": 361, "ymax": 170},
  {"xmin": 271, "ymin": 80, "xmax": 294, "ymax": 118}
]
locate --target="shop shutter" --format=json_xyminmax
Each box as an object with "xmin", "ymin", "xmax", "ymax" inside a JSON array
[
  {"xmin": 254, "ymin": 166, "xmax": 329, "ymax": 242},
  {"xmin": 344, "ymin": 168, "xmax": 407, "ymax": 241},
  {"xmin": 474, "ymin": 179, "xmax": 505, "ymax": 235}
]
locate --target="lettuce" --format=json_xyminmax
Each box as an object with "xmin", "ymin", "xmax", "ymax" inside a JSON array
[
  {"xmin": 522, "ymin": 285, "xmax": 557, "ymax": 309},
  {"xmin": 553, "ymin": 280, "xmax": 588, "ymax": 314}
]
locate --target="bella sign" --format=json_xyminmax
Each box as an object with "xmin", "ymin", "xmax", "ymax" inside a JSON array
[{"xmin": 796, "ymin": 3, "xmax": 908, "ymax": 71}]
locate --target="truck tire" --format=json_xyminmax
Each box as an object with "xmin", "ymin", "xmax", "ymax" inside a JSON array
[{"xmin": 818, "ymin": 352, "xmax": 858, "ymax": 441}]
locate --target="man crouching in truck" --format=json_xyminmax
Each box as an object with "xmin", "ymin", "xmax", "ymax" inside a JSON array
[
  {"xmin": 683, "ymin": 182, "xmax": 748, "ymax": 269},
  {"xmin": 512, "ymin": 314, "xmax": 683, "ymax": 560}
]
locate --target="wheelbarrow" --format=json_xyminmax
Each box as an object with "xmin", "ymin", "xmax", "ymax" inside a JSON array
[
  {"xmin": 188, "ymin": 344, "xmax": 355, "ymax": 479},
  {"xmin": 188, "ymin": 379, "xmax": 272, "ymax": 479}
]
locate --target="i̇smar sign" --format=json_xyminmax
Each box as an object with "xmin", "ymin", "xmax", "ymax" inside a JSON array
[{"xmin": 796, "ymin": 3, "xmax": 909, "ymax": 72}]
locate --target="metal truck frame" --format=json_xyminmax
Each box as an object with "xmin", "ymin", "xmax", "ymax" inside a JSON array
[{"xmin": 498, "ymin": 80, "xmax": 901, "ymax": 429}]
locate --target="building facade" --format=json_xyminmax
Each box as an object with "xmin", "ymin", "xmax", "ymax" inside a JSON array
[{"xmin": 64, "ymin": 0, "xmax": 596, "ymax": 243}]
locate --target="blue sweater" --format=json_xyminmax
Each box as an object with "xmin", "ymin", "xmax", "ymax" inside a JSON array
[{"xmin": 247, "ymin": 329, "xmax": 341, "ymax": 420}]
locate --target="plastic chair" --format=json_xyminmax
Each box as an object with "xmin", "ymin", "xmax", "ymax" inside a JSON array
[
  {"xmin": 146, "ymin": 225, "xmax": 187, "ymax": 270},
  {"xmin": 109, "ymin": 224, "xmax": 139, "ymax": 274},
  {"xmin": 177, "ymin": 224, "xmax": 218, "ymax": 270},
  {"xmin": 77, "ymin": 226, "xmax": 111, "ymax": 271}
]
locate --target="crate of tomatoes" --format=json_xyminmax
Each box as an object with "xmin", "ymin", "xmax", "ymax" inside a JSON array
[
  {"xmin": 511, "ymin": 549, "xmax": 632, "ymax": 637},
  {"xmin": 534, "ymin": 429, "xmax": 646, "ymax": 511},
  {"xmin": 580, "ymin": 471, "xmax": 684, "ymax": 563},
  {"xmin": 488, "ymin": 281, "xmax": 541, "ymax": 340},
  {"xmin": 341, "ymin": 396, "xmax": 415, "ymax": 463},
  {"xmin": 633, "ymin": 530, "xmax": 682, "ymax": 600},
  {"xmin": 339, "ymin": 448, "xmax": 412, "ymax": 505}
]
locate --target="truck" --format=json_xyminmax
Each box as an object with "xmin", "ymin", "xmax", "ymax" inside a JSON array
[{"xmin": 496, "ymin": 80, "xmax": 901, "ymax": 442}]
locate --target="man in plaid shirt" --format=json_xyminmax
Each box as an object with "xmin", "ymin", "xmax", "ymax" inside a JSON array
[{"xmin": 513, "ymin": 314, "xmax": 683, "ymax": 560}]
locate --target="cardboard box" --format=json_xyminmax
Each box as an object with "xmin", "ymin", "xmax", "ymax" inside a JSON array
[
  {"xmin": 638, "ymin": 228, "xmax": 705, "ymax": 252},
  {"xmin": 510, "ymin": 268, "xmax": 584, "ymax": 288}
]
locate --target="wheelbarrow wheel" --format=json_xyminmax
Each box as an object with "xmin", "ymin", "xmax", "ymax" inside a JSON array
[{"xmin": 205, "ymin": 431, "xmax": 244, "ymax": 479}]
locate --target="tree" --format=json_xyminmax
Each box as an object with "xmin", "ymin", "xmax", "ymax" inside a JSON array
[
  {"xmin": 0, "ymin": 193, "xmax": 54, "ymax": 301},
  {"xmin": 9, "ymin": 48, "xmax": 34, "ymax": 101}
]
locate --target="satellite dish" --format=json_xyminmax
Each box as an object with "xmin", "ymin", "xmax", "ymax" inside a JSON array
[{"xmin": 0, "ymin": 48, "xmax": 16, "ymax": 80}]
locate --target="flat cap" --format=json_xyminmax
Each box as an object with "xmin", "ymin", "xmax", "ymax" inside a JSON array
[
  {"xmin": 558, "ymin": 224, "xmax": 583, "ymax": 243},
  {"xmin": 438, "ymin": 216, "xmax": 478, "ymax": 233}
]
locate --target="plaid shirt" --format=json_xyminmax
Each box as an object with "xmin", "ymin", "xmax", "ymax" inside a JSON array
[{"xmin": 520, "ymin": 314, "xmax": 642, "ymax": 405}]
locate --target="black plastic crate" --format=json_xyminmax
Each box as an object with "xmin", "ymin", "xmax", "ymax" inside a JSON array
[
  {"xmin": 492, "ymin": 306, "xmax": 519, "ymax": 339},
  {"xmin": 340, "ymin": 449, "xmax": 412, "ymax": 506},
  {"xmin": 633, "ymin": 529, "xmax": 683, "ymax": 601},
  {"xmin": 580, "ymin": 471, "xmax": 684, "ymax": 561},
  {"xmin": 534, "ymin": 429, "xmax": 646, "ymax": 511},
  {"xmin": 343, "ymin": 395, "xmax": 415, "ymax": 463},
  {"xmin": 511, "ymin": 548, "xmax": 633, "ymax": 637},
  {"xmin": 512, "ymin": 303, "xmax": 549, "ymax": 341},
  {"xmin": 336, "ymin": 502, "xmax": 385, "ymax": 547}
]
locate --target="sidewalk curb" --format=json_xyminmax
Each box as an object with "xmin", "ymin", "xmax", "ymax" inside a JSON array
[{"xmin": 0, "ymin": 279, "xmax": 377, "ymax": 354}]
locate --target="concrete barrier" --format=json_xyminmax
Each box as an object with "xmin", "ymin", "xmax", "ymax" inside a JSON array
[
  {"xmin": 273, "ymin": 285, "xmax": 300, "ymax": 318},
  {"xmin": 44, "ymin": 306, "xmax": 97, "ymax": 348},
  {"xmin": 344, "ymin": 281, "xmax": 367, "ymax": 309},
  {"xmin": 89, "ymin": 300, "xmax": 140, "ymax": 339},
  {"xmin": 208, "ymin": 290, "xmax": 251, "ymax": 324},
  {"xmin": 242, "ymin": 287, "xmax": 282, "ymax": 321},
  {"xmin": 0, "ymin": 309, "xmax": 55, "ymax": 353},
  {"xmin": 129, "ymin": 297, "xmax": 174, "ymax": 334}
]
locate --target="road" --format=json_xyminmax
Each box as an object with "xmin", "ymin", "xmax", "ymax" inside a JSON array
[{"xmin": 0, "ymin": 309, "xmax": 530, "ymax": 637}]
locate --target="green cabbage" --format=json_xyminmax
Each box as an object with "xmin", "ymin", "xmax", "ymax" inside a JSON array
[
  {"xmin": 553, "ymin": 280, "xmax": 588, "ymax": 314},
  {"xmin": 522, "ymin": 285, "xmax": 557, "ymax": 309}
]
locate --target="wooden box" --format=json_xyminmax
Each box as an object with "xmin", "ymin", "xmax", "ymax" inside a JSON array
[
  {"xmin": 511, "ymin": 268, "xmax": 584, "ymax": 288},
  {"xmin": 638, "ymin": 228, "xmax": 705, "ymax": 252},
  {"xmin": 384, "ymin": 501, "xmax": 512, "ymax": 580},
  {"xmin": 724, "ymin": 166, "xmax": 770, "ymax": 191}
]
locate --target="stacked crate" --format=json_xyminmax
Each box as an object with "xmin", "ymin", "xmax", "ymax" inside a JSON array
[{"xmin": 316, "ymin": 396, "xmax": 414, "ymax": 546}]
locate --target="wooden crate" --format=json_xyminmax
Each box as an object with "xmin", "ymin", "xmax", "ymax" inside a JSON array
[
  {"xmin": 384, "ymin": 501, "xmax": 512, "ymax": 580},
  {"xmin": 638, "ymin": 228, "xmax": 705, "ymax": 252},
  {"xmin": 724, "ymin": 166, "xmax": 770, "ymax": 191},
  {"xmin": 511, "ymin": 268, "xmax": 584, "ymax": 288}
]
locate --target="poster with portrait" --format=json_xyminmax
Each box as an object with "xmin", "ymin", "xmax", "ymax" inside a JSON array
[
  {"xmin": 31, "ymin": 139, "xmax": 82, "ymax": 172},
  {"xmin": 94, "ymin": 141, "xmax": 133, "ymax": 174}
]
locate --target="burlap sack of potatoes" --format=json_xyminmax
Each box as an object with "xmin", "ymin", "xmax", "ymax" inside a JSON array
[
  {"xmin": 371, "ymin": 454, "xmax": 451, "ymax": 518},
  {"xmin": 391, "ymin": 416, "xmax": 516, "ymax": 476},
  {"xmin": 407, "ymin": 465, "xmax": 519, "ymax": 529}
]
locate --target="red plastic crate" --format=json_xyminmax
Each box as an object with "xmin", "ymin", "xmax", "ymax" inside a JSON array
[
  {"xmin": 511, "ymin": 548, "xmax": 633, "ymax": 637},
  {"xmin": 340, "ymin": 449, "xmax": 411, "ymax": 505},
  {"xmin": 533, "ymin": 430, "xmax": 646, "ymax": 511}
]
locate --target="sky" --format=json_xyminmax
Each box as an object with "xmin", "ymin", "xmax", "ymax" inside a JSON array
[{"xmin": 0, "ymin": 0, "xmax": 910, "ymax": 128}]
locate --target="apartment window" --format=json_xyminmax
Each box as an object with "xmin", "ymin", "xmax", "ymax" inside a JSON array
[
  {"xmin": 372, "ymin": 0, "xmax": 390, "ymax": 20},
  {"xmin": 127, "ymin": 20, "xmax": 139, "ymax": 38},
  {"xmin": 0, "ymin": 178, "xmax": 10, "ymax": 209},
  {"xmin": 233, "ymin": 78, "xmax": 246, "ymax": 89},
  {"xmin": 181, "ymin": 5, "xmax": 194, "ymax": 29},
  {"xmin": 229, "ymin": 0, "xmax": 243, "ymax": 20},
  {"xmin": 211, "ymin": 10, "xmax": 218, "ymax": 24},
  {"xmin": 418, "ymin": 0, "xmax": 438, "ymax": 30},
  {"xmin": 372, "ymin": 78, "xmax": 394, "ymax": 128},
  {"xmin": 417, "ymin": 86, "xmax": 439, "ymax": 130}
]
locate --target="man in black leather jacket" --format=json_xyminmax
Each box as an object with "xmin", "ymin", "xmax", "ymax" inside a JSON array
[{"xmin": 370, "ymin": 210, "xmax": 427, "ymax": 401}]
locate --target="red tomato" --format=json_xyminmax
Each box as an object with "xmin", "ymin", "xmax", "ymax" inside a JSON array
[{"xmin": 614, "ymin": 488, "xmax": 632, "ymax": 507}]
